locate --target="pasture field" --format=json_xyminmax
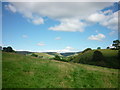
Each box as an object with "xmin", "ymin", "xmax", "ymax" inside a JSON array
[{"xmin": 2, "ymin": 52, "xmax": 119, "ymax": 88}]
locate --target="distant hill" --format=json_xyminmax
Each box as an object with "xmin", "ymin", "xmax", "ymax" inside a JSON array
[
  {"xmin": 16, "ymin": 51, "xmax": 34, "ymax": 55},
  {"xmin": 45, "ymin": 52, "xmax": 62, "ymax": 56},
  {"xmin": 60, "ymin": 52, "xmax": 81, "ymax": 56},
  {"xmin": 16, "ymin": 51, "xmax": 81, "ymax": 57}
]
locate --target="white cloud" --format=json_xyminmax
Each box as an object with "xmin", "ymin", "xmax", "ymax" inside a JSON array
[
  {"xmin": 88, "ymin": 33, "xmax": 105, "ymax": 41},
  {"xmin": 55, "ymin": 37, "xmax": 61, "ymax": 40},
  {"xmin": 5, "ymin": 4, "xmax": 16, "ymax": 13},
  {"xmin": 100, "ymin": 11, "xmax": 118, "ymax": 31},
  {"xmin": 5, "ymin": 2, "xmax": 113, "ymax": 31},
  {"xmin": 49, "ymin": 19, "xmax": 86, "ymax": 32},
  {"xmin": 32, "ymin": 17, "xmax": 44, "ymax": 25},
  {"xmin": 103, "ymin": 9, "xmax": 112, "ymax": 15},
  {"xmin": 87, "ymin": 13, "xmax": 106, "ymax": 23},
  {"xmin": 5, "ymin": 3, "xmax": 44, "ymax": 25},
  {"xmin": 22, "ymin": 35, "xmax": 28, "ymax": 38},
  {"xmin": 109, "ymin": 44, "xmax": 115, "ymax": 48},
  {"xmin": 39, "ymin": 46, "xmax": 78, "ymax": 53},
  {"xmin": 37, "ymin": 42, "xmax": 46, "ymax": 46},
  {"xmin": 5, "ymin": 2, "xmax": 118, "ymax": 34},
  {"xmin": 87, "ymin": 10, "xmax": 118, "ymax": 34}
]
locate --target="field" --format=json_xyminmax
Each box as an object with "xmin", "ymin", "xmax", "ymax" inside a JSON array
[
  {"xmin": 2, "ymin": 52, "xmax": 119, "ymax": 88},
  {"xmin": 34, "ymin": 53, "xmax": 54, "ymax": 59}
]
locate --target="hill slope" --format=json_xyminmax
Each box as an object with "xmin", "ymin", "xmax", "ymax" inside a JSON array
[
  {"xmin": 34, "ymin": 52, "xmax": 55, "ymax": 59},
  {"xmin": 2, "ymin": 52, "xmax": 118, "ymax": 88},
  {"xmin": 73, "ymin": 49, "xmax": 119, "ymax": 69}
]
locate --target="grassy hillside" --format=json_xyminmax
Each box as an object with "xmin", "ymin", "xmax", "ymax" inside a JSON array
[
  {"xmin": 34, "ymin": 53, "xmax": 55, "ymax": 59},
  {"xmin": 2, "ymin": 52, "xmax": 118, "ymax": 88},
  {"xmin": 73, "ymin": 49, "xmax": 119, "ymax": 69}
]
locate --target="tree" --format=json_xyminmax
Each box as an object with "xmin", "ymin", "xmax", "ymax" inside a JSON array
[
  {"xmin": 112, "ymin": 40, "xmax": 120, "ymax": 50},
  {"xmin": 3, "ymin": 46, "xmax": 14, "ymax": 52},
  {"xmin": 82, "ymin": 48, "xmax": 92, "ymax": 53},
  {"xmin": 106, "ymin": 47, "xmax": 110, "ymax": 49},
  {"xmin": 0, "ymin": 46, "xmax": 2, "ymax": 50},
  {"xmin": 92, "ymin": 50, "xmax": 104, "ymax": 61},
  {"xmin": 3, "ymin": 47, "xmax": 7, "ymax": 52},
  {"xmin": 54, "ymin": 55, "xmax": 61, "ymax": 60},
  {"xmin": 7, "ymin": 46, "xmax": 14, "ymax": 52},
  {"xmin": 31, "ymin": 53, "xmax": 38, "ymax": 57},
  {"xmin": 97, "ymin": 47, "xmax": 101, "ymax": 49}
]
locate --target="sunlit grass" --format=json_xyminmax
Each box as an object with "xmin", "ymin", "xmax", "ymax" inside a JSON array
[{"xmin": 2, "ymin": 52, "xmax": 118, "ymax": 88}]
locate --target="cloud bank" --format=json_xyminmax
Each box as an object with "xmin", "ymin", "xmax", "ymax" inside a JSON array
[
  {"xmin": 5, "ymin": 2, "xmax": 118, "ymax": 33},
  {"xmin": 39, "ymin": 46, "xmax": 78, "ymax": 53}
]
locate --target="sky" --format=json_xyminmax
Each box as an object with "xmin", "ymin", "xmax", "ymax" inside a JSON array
[{"xmin": 2, "ymin": 1, "xmax": 120, "ymax": 53}]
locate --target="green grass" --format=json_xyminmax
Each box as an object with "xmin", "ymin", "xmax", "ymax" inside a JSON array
[
  {"xmin": 73, "ymin": 49, "xmax": 119, "ymax": 69},
  {"xmin": 0, "ymin": 51, "xmax": 2, "ymax": 89},
  {"xmin": 34, "ymin": 53, "xmax": 54, "ymax": 59},
  {"xmin": 2, "ymin": 52, "xmax": 119, "ymax": 88}
]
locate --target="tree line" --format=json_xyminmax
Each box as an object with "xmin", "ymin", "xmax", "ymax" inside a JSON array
[{"xmin": 0, "ymin": 46, "xmax": 15, "ymax": 52}]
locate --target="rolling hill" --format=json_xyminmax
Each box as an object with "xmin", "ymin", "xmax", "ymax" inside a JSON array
[
  {"xmin": 72, "ymin": 49, "xmax": 119, "ymax": 69},
  {"xmin": 2, "ymin": 52, "xmax": 118, "ymax": 88},
  {"xmin": 34, "ymin": 52, "xmax": 55, "ymax": 59}
]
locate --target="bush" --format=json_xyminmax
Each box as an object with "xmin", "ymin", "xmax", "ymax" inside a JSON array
[
  {"xmin": 54, "ymin": 55, "xmax": 61, "ymax": 60},
  {"xmin": 106, "ymin": 47, "xmax": 110, "ymax": 49},
  {"xmin": 92, "ymin": 50, "xmax": 104, "ymax": 61},
  {"xmin": 31, "ymin": 53, "xmax": 38, "ymax": 57},
  {"xmin": 97, "ymin": 47, "xmax": 101, "ymax": 49}
]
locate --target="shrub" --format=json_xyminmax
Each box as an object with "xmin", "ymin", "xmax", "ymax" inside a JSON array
[
  {"xmin": 31, "ymin": 53, "xmax": 38, "ymax": 57},
  {"xmin": 92, "ymin": 50, "xmax": 104, "ymax": 61},
  {"xmin": 54, "ymin": 55, "xmax": 61, "ymax": 60},
  {"xmin": 97, "ymin": 47, "xmax": 101, "ymax": 49},
  {"xmin": 106, "ymin": 47, "xmax": 110, "ymax": 49}
]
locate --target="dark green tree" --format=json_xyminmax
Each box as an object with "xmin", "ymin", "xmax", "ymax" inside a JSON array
[
  {"xmin": 54, "ymin": 55, "xmax": 61, "ymax": 60},
  {"xmin": 112, "ymin": 40, "xmax": 120, "ymax": 50},
  {"xmin": 0, "ymin": 46, "xmax": 2, "ymax": 50},
  {"xmin": 92, "ymin": 50, "xmax": 104, "ymax": 61},
  {"xmin": 3, "ymin": 47, "xmax": 7, "ymax": 52},
  {"xmin": 7, "ymin": 46, "xmax": 14, "ymax": 52},
  {"xmin": 97, "ymin": 47, "xmax": 101, "ymax": 49},
  {"xmin": 31, "ymin": 53, "xmax": 38, "ymax": 57},
  {"xmin": 3, "ymin": 46, "xmax": 14, "ymax": 52},
  {"xmin": 106, "ymin": 47, "xmax": 110, "ymax": 49}
]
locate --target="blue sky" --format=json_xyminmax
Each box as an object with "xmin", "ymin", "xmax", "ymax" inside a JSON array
[{"xmin": 2, "ymin": 2, "xmax": 119, "ymax": 52}]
